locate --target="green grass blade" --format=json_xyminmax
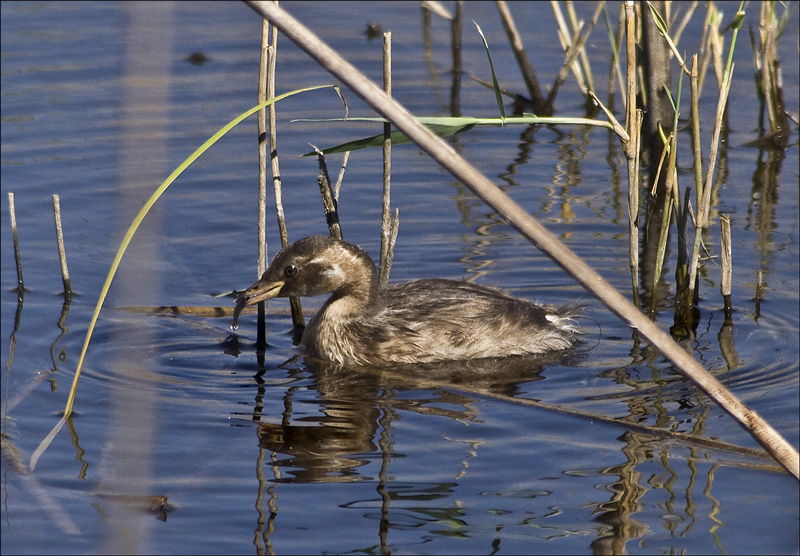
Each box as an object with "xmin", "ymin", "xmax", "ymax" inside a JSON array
[
  {"xmin": 301, "ymin": 123, "xmax": 477, "ymax": 156},
  {"xmin": 295, "ymin": 115, "xmax": 615, "ymax": 154},
  {"xmin": 472, "ymin": 20, "xmax": 506, "ymax": 122},
  {"xmin": 62, "ymin": 84, "xmax": 337, "ymax": 419}
]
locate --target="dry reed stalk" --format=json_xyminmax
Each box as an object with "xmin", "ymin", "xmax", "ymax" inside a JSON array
[
  {"xmin": 720, "ymin": 214, "xmax": 732, "ymax": 298},
  {"xmin": 564, "ymin": 0, "xmax": 596, "ymax": 93},
  {"xmin": 624, "ymin": 1, "xmax": 640, "ymax": 306},
  {"xmin": 246, "ymin": 0, "xmax": 799, "ymax": 479},
  {"xmin": 544, "ymin": 3, "xmax": 604, "ymax": 114},
  {"xmin": 648, "ymin": 132, "xmax": 677, "ymax": 316},
  {"xmin": 333, "ymin": 152, "xmax": 350, "ymax": 201},
  {"xmin": 311, "ymin": 145, "xmax": 342, "ymax": 241},
  {"xmin": 258, "ymin": 23, "xmax": 270, "ymax": 277},
  {"xmin": 450, "ymin": 1, "xmax": 463, "ymax": 116},
  {"xmin": 670, "ymin": 0, "xmax": 699, "ymax": 46},
  {"xmin": 52, "ymin": 195, "xmax": 71, "ymax": 294},
  {"xmin": 544, "ymin": 25, "xmax": 586, "ymax": 115},
  {"xmin": 689, "ymin": 55, "xmax": 703, "ymax": 216},
  {"xmin": 607, "ymin": 2, "xmax": 626, "ymax": 111},
  {"xmin": 260, "ymin": 14, "xmax": 304, "ymax": 327},
  {"xmin": 256, "ymin": 21, "xmax": 270, "ymax": 342},
  {"xmin": 379, "ymin": 31, "xmax": 393, "ymax": 287},
  {"xmin": 688, "ymin": 63, "xmax": 734, "ymax": 303},
  {"xmin": 755, "ymin": 270, "xmax": 763, "ymax": 319},
  {"xmin": 696, "ymin": 3, "xmax": 714, "ymax": 97},
  {"xmin": 752, "ymin": 1, "xmax": 790, "ymax": 145},
  {"xmin": 7, "ymin": 192, "xmax": 24, "ymax": 291},
  {"xmin": 495, "ymin": 1, "xmax": 546, "ymax": 113},
  {"xmin": 550, "ymin": 1, "xmax": 589, "ymax": 94}
]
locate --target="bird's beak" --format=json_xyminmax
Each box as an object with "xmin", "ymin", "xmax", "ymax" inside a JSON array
[
  {"xmin": 236, "ymin": 278, "xmax": 285, "ymax": 307},
  {"xmin": 231, "ymin": 278, "xmax": 285, "ymax": 330}
]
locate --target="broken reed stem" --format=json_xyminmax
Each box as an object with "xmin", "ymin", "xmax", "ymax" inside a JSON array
[
  {"xmin": 333, "ymin": 151, "xmax": 350, "ymax": 202},
  {"xmin": 755, "ymin": 270, "xmax": 763, "ymax": 319},
  {"xmin": 720, "ymin": 214, "xmax": 732, "ymax": 298},
  {"xmin": 311, "ymin": 145, "xmax": 342, "ymax": 241},
  {"xmin": 52, "ymin": 195, "xmax": 71, "ymax": 294},
  {"xmin": 8, "ymin": 192, "xmax": 24, "ymax": 291},
  {"xmin": 379, "ymin": 31, "xmax": 393, "ymax": 287}
]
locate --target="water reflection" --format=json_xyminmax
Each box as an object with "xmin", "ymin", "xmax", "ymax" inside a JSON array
[
  {"xmin": 250, "ymin": 352, "xmax": 569, "ymax": 551},
  {"xmin": 251, "ymin": 352, "xmax": 566, "ymax": 484},
  {"xmin": 243, "ymin": 344, "xmax": 781, "ymax": 553}
]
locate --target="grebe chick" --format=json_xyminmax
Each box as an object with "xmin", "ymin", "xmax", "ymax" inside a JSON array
[{"xmin": 233, "ymin": 235, "xmax": 580, "ymax": 367}]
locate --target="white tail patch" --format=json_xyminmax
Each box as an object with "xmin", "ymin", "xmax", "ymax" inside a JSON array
[{"xmin": 546, "ymin": 313, "xmax": 580, "ymax": 334}]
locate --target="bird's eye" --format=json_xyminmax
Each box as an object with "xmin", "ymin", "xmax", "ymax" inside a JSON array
[{"xmin": 284, "ymin": 265, "xmax": 298, "ymax": 278}]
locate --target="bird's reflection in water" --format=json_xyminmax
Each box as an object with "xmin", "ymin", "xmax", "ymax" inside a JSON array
[{"xmin": 256, "ymin": 350, "xmax": 579, "ymax": 484}]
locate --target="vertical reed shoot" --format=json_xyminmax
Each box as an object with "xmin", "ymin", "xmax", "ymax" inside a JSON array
[
  {"xmin": 8, "ymin": 192, "xmax": 24, "ymax": 292},
  {"xmin": 380, "ymin": 31, "xmax": 394, "ymax": 287},
  {"xmin": 52, "ymin": 195, "xmax": 71, "ymax": 294}
]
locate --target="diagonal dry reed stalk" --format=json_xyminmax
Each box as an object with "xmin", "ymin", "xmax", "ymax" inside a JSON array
[{"xmin": 244, "ymin": 0, "xmax": 799, "ymax": 479}]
